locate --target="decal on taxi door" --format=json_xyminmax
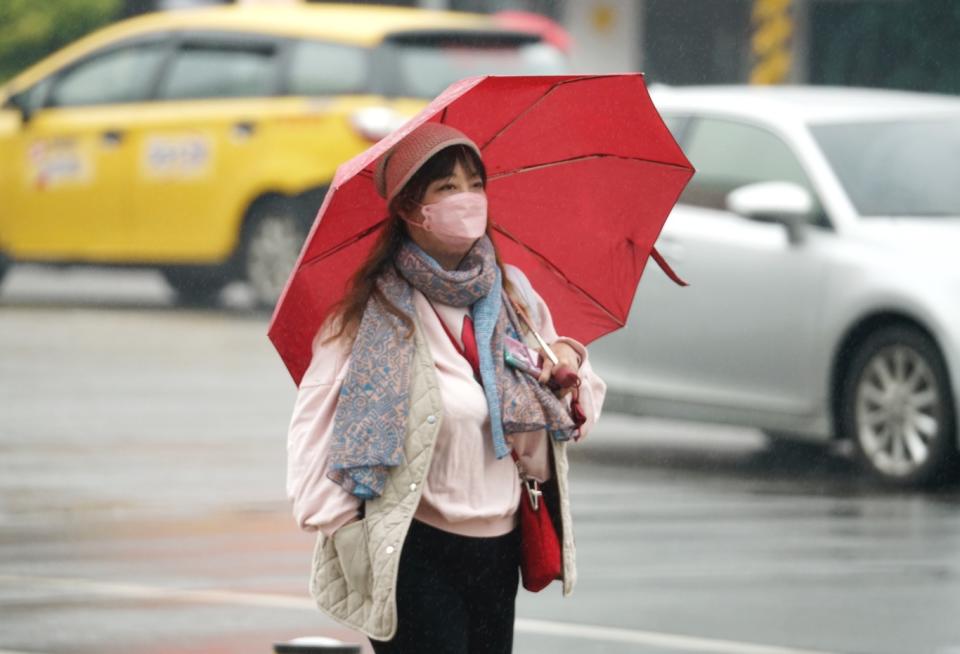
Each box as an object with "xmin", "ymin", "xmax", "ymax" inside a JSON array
[
  {"xmin": 142, "ymin": 134, "xmax": 213, "ymax": 180},
  {"xmin": 27, "ymin": 139, "xmax": 91, "ymax": 190}
]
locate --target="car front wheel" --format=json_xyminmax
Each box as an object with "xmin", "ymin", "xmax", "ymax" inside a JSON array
[
  {"xmin": 242, "ymin": 198, "xmax": 307, "ymax": 309},
  {"xmin": 161, "ymin": 266, "xmax": 229, "ymax": 306},
  {"xmin": 0, "ymin": 251, "xmax": 9, "ymax": 287},
  {"xmin": 841, "ymin": 324, "xmax": 958, "ymax": 486}
]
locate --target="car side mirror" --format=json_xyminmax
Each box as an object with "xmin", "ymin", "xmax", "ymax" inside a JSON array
[
  {"xmin": 2, "ymin": 95, "xmax": 32, "ymax": 126},
  {"xmin": 726, "ymin": 181, "xmax": 813, "ymax": 245}
]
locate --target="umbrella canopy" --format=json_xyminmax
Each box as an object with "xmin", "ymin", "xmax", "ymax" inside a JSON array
[{"xmin": 269, "ymin": 74, "xmax": 694, "ymax": 385}]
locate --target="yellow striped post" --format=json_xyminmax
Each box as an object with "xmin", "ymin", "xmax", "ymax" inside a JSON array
[{"xmin": 751, "ymin": 0, "xmax": 793, "ymax": 84}]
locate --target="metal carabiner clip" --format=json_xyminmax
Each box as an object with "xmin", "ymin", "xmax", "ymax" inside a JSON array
[{"xmin": 523, "ymin": 478, "xmax": 542, "ymax": 511}]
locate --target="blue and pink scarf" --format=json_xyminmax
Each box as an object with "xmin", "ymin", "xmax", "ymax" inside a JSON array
[{"xmin": 327, "ymin": 235, "xmax": 577, "ymax": 499}]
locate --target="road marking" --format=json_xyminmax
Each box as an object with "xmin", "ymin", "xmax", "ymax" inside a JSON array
[
  {"xmin": 516, "ymin": 618, "xmax": 837, "ymax": 654},
  {"xmin": 0, "ymin": 574, "xmax": 313, "ymax": 610},
  {"xmin": 0, "ymin": 575, "xmax": 843, "ymax": 654}
]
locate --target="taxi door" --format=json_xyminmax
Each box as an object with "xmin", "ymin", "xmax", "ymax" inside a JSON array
[
  {"xmin": 1, "ymin": 39, "xmax": 169, "ymax": 261},
  {"xmin": 127, "ymin": 34, "xmax": 285, "ymax": 264}
]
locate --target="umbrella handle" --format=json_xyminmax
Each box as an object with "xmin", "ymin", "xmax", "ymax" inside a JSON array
[
  {"xmin": 529, "ymin": 327, "xmax": 559, "ymax": 366},
  {"xmin": 508, "ymin": 295, "xmax": 559, "ymax": 366}
]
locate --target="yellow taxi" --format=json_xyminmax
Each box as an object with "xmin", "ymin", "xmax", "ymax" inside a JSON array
[{"xmin": 0, "ymin": 4, "xmax": 567, "ymax": 305}]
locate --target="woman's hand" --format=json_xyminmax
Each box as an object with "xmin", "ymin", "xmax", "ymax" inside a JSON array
[{"xmin": 538, "ymin": 341, "xmax": 582, "ymax": 397}]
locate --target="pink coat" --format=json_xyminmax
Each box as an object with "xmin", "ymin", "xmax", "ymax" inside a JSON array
[{"xmin": 286, "ymin": 271, "xmax": 606, "ymax": 538}]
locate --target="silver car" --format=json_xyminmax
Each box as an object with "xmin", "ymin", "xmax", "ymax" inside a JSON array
[{"xmin": 589, "ymin": 85, "xmax": 960, "ymax": 486}]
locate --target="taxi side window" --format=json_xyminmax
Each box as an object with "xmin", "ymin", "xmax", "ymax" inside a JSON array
[
  {"xmin": 8, "ymin": 78, "xmax": 52, "ymax": 116},
  {"xmin": 159, "ymin": 41, "xmax": 279, "ymax": 100},
  {"xmin": 48, "ymin": 42, "xmax": 167, "ymax": 107},
  {"xmin": 287, "ymin": 40, "xmax": 369, "ymax": 96}
]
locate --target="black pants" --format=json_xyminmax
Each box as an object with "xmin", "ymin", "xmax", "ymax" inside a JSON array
[{"xmin": 370, "ymin": 520, "xmax": 520, "ymax": 654}]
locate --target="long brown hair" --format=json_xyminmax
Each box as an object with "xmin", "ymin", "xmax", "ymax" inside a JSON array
[{"xmin": 326, "ymin": 144, "xmax": 520, "ymax": 344}]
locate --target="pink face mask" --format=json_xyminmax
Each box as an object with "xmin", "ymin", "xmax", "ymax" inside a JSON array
[{"xmin": 410, "ymin": 192, "xmax": 488, "ymax": 249}]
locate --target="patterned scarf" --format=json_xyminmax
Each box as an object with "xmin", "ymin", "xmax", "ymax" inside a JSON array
[{"xmin": 328, "ymin": 235, "xmax": 577, "ymax": 499}]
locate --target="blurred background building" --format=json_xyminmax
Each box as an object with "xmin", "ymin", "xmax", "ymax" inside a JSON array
[{"xmin": 2, "ymin": 0, "xmax": 959, "ymax": 91}]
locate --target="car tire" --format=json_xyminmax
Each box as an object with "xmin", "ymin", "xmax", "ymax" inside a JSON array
[
  {"xmin": 0, "ymin": 251, "xmax": 9, "ymax": 287},
  {"xmin": 161, "ymin": 266, "xmax": 229, "ymax": 306},
  {"xmin": 841, "ymin": 324, "xmax": 959, "ymax": 486},
  {"xmin": 241, "ymin": 197, "xmax": 307, "ymax": 309}
]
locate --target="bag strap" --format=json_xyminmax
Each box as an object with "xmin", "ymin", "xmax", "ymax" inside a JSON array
[
  {"xmin": 503, "ymin": 264, "xmax": 542, "ymax": 327},
  {"xmin": 424, "ymin": 300, "xmax": 480, "ymax": 380}
]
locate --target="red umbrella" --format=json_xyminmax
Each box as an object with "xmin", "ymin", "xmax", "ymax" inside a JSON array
[{"xmin": 269, "ymin": 74, "xmax": 693, "ymax": 385}]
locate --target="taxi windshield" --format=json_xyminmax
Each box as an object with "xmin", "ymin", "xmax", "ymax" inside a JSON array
[{"xmin": 381, "ymin": 32, "xmax": 567, "ymax": 99}]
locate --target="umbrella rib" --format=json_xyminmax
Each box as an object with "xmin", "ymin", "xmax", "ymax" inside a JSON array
[
  {"xmin": 491, "ymin": 222, "xmax": 625, "ymax": 328},
  {"xmin": 299, "ymin": 218, "xmax": 389, "ymax": 269},
  {"xmin": 488, "ymin": 153, "xmax": 691, "ymax": 180},
  {"xmin": 478, "ymin": 76, "xmax": 606, "ymax": 153},
  {"xmin": 299, "ymin": 219, "xmax": 631, "ymax": 325}
]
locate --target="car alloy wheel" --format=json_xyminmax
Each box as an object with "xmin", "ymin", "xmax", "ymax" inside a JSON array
[
  {"xmin": 843, "ymin": 325, "xmax": 958, "ymax": 485},
  {"xmin": 244, "ymin": 200, "xmax": 305, "ymax": 308},
  {"xmin": 857, "ymin": 345, "xmax": 939, "ymax": 473}
]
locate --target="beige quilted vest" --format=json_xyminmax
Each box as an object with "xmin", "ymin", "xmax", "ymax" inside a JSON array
[{"xmin": 309, "ymin": 314, "xmax": 578, "ymax": 641}]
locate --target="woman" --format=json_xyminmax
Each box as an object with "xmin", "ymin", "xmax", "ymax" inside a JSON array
[{"xmin": 286, "ymin": 123, "xmax": 606, "ymax": 652}]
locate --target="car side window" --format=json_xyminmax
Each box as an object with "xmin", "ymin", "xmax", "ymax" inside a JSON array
[
  {"xmin": 7, "ymin": 78, "xmax": 53, "ymax": 116},
  {"xmin": 48, "ymin": 42, "xmax": 167, "ymax": 107},
  {"xmin": 680, "ymin": 117, "xmax": 822, "ymax": 221},
  {"xmin": 661, "ymin": 114, "xmax": 691, "ymax": 143},
  {"xmin": 287, "ymin": 40, "xmax": 369, "ymax": 95},
  {"xmin": 159, "ymin": 41, "xmax": 279, "ymax": 100}
]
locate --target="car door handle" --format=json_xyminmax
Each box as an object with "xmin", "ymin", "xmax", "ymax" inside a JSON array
[
  {"xmin": 232, "ymin": 121, "xmax": 256, "ymax": 139},
  {"xmin": 101, "ymin": 129, "xmax": 124, "ymax": 146}
]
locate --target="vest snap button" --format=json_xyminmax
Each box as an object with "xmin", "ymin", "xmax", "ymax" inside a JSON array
[
  {"xmin": 426, "ymin": 415, "xmax": 436, "ymax": 424},
  {"xmin": 385, "ymin": 545, "xmax": 395, "ymax": 554},
  {"xmin": 409, "ymin": 483, "xmax": 417, "ymax": 492}
]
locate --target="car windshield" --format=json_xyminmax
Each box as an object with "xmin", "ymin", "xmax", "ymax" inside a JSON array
[
  {"xmin": 384, "ymin": 35, "xmax": 567, "ymax": 99},
  {"xmin": 810, "ymin": 116, "xmax": 960, "ymax": 217}
]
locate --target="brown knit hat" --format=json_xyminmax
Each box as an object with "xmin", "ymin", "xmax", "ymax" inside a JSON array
[{"xmin": 374, "ymin": 122, "xmax": 481, "ymax": 202}]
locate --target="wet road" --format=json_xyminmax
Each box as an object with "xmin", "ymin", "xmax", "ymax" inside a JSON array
[{"xmin": 2, "ymin": 267, "xmax": 960, "ymax": 654}]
